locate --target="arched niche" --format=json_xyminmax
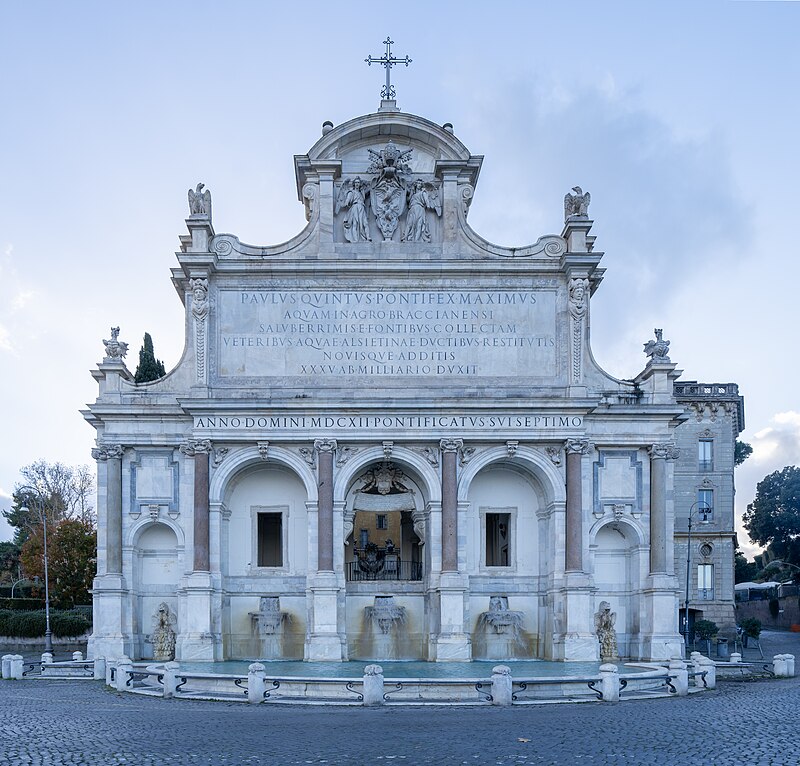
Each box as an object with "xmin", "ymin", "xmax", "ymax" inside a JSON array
[
  {"xmin": 590, "ymin": 521, "xmax": 643, "ymax": 659},
  {"xmin": 223, "ymin": 462, "xmax": 310, "ymax": 577},
  {"xmin": 132, "ymin": 522, "xmax": 182, "ymax": 661},
  {"xmin": 464, "ymin": 462, "xmax": 542, "ymax": 575}
]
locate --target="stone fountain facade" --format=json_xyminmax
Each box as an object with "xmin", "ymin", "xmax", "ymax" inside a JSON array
[{"xmin": 85, "ymin": 96, "xmax": 743, "ymax": 664}]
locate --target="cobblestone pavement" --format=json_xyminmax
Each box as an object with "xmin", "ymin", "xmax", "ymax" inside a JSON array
[{"xmin": 2, "ymin": 632, "xmax": 798, "ymax": 766}]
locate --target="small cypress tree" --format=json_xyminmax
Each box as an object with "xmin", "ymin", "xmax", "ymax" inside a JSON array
[{"xmin": 134, "ymin": 332, "xmax": 167, "ymax": 383}]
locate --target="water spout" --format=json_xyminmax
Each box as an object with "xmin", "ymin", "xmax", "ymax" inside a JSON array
[
  {"xmin": 362, "ymin": 595, "xmax": 407, "ymax": 660},
  {"xmin": 249, "ymin": 596, "xmax": 290, "ymax": 660},
  {"xmin": 473, "ymin": 595, "xmax": 530, "ymax": 660}
]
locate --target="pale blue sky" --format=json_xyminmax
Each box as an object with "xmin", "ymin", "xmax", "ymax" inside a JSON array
[{"xmin": 1, "ymin": 1, "xmax": 798, "ymax": 552}]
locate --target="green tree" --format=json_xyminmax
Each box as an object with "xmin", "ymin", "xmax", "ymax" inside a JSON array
[
  {"xmin": 4, "ymin": 461, "xmax": 95, "ymax": 545},
  {"xmin": 134, "ymin": 332, "xmax": 167, "ymax": 383},
  {"xmin": 734, "ymin": 550, "xmax": 760, "ymax": 583},
  {"xmin": 20, "ymin": 519, "xmax": 96, "ymax": 609},
  {"xmin": 743, "ymin": 466, "xmax": 800, "ymax": 566},
  {"xmin": 735, "ymin": 440, "xmax": 753, "ymax": 466},
  {"xmin": 0, "ymin": 541, "xmax": 21, "ymax": 585}
]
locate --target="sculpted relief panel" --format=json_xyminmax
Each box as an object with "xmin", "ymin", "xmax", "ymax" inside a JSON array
[
  {"xmin": 334, "ymin": 142, "xmax": 442, "ymax": 243},
  {"xmin": 215, "ymin": 288, "xmax": 559, "ymax": 381}
]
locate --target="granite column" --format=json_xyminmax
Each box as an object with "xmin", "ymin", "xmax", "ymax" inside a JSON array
[
  {"xmin": 440, "ymin": 438, "xmax": 462, "ymax": 572},
  {"xmin": 315, "ymin": 439, "xmax": 337, "ymax": 572},
  {"xmin": 564, "ymin": 439, "xmax": 589, "ymax": 572}
]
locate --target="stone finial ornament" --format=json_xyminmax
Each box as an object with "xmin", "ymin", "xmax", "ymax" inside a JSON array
[
  {"xmin": 564, "ymin": 186, "xmax": 591, "ymax": 220},
  {"xmin": 643, "ymin": 328, "xmax": 671, "ymax": 363},
  {"xmin": 188, "ymin": 183, "xmax": 212, "ymax": 218},
  {"xmin": 102, "ymin": 327, "xmax": 128, "ymax": 359}
]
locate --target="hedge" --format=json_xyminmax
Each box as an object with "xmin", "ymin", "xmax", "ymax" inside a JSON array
[
  {"xmin": 0, "ymin": 610, "xmax": 91, "ymax": 639},
  {"xmin": 0, "ymin": 597, "xmax": 45, "ymax": 611}
]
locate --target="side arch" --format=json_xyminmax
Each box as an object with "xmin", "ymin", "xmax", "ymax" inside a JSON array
[
  {"xmin": 457, "ymin": 445, "xmax": 565, "ymax": 505},
  {"xmin": 128, "ymin": 515, "xmax": 186, "ymax": 549},
  {"xmin": 209, "ymin": 445, "xmax": 318, "ymax": 504},
  {"xmin": 588, "ymin": 516, "xmax": 646, "ymax": 547}
]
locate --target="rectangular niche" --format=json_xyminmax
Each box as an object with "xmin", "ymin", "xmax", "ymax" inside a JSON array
[
  {"xmin": 130, "ymin": 450, "xmax": 179, "ymax": 514},
  {"xmin": 592, "ymin": 451, "xmax": 642, "ymax": 517},
  {"xmin": 251, "ymin": 506, "xmax": 288, "ymax": 570},
  {"xmin": 480, "ymin": 507, "xmax": 515, "ymax": 569}
]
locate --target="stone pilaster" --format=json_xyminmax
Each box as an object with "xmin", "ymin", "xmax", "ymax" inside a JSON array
[
  {"xmin": 88, "ymin": 444, "xmax": 129, "ymax": 660},
  {"xmin": 314, "ymin": 439, "xmax": 337, "ymax": 572},
  {"xmin": 440, "ymin": 438, "xmax": 462, "ymax": 573},
  {"xmin": 564, "ymin": 439, "xmax": 589, "ymax": 572},
  {"xmin": 638, "ymin": 442, "xmax": 683, "ymax": 661},
  {"xmin": 648, "ymin": 443, "xmax": 678, "ymax": 575}
]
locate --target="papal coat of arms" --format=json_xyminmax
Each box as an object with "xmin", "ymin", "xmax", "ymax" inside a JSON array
[{"xmin": 367, "ymin": 141, "xmax": 413, "ymax": 240}]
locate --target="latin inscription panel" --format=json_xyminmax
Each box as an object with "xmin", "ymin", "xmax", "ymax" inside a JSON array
[{"xmin": 217, "ymin": 289, "xmax": 558, "ymax": 379}]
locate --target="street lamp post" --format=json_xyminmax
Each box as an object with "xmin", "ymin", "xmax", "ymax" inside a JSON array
[
  {"xmin": 683, "ymin": 501, "xmax": 712, "ymax": 653},
  {"xmin": 20, "ymin": 490, "xmax": 53, "ymax": 654}
]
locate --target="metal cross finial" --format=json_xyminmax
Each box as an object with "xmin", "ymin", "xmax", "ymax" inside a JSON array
[{"xmin": 365, "ymin": 37, "xmax": 412, "ymax": 101}]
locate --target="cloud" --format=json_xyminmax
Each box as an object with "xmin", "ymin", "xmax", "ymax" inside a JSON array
[
  {"xmin": 11, "ymin": 290, "xmax": 34, "ymax": 310},
  {"xmin": 0, "ymin": 324, "xmax": 12, "ymax": 353}
]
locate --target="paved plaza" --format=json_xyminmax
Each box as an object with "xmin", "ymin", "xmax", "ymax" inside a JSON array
[{"xmin": 2, "ymin": 631, "xmax": 799, "ymax": 766}]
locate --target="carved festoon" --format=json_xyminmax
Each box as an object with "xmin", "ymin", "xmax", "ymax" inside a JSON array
[
  {"xmin": 190, "ymin": 277, "xmax": 209, "ymax": 382},
  {"xmin": 188, "ymin": 183, "xmax": 211, "ymax": 218},
  {"xmin": 564, "ymin": 186, "xmax": 591, "ymax": 220},
  {"xmin": 102, "ymin": 327, "xmax": 129, "ymax": 360},
  {"xmin": 643, "ymin": 328, "xmax": 671, "ymax": 363},
  {"xmin": 568, "ymin": 278, "xmax": 589, "ymax": 384}
]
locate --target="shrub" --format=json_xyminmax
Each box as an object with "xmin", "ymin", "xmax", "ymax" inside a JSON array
[
  {"xmin": 0, "ymin": 609, "xmax": 91, "ymax": 638},
  {"xmin": 739, "ymin": 617, "xmax": 762, "ymax": 638},
  {"xmin": 0, "ymin": 597, "xmax": 45, "ymax": 611},
  {"xmin": 694, "ymin": 619, "xmax": 719, "ymax": 640}
]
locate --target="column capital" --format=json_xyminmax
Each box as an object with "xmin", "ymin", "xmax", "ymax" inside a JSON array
[
  {"xmin": 648, "ymin": 442, "xmax": 679, "ymax": 460},
  {"xmin": 180, "ymin": 439, "xmax": 212, "ymax": 456},
  {"xmin": 565, "ymin": 439, "xmax": 591, "ymax": 455},
  {"xmin": 439, "ymin": 438, "xmax": 463, "ymax": 453},
  {"xmin": 314, "ymin": 438, "xmax": 338, "ymax": 454},
  {"xmin": 91, "ymin": 444, "xmax": 125, "ymax": 461}
]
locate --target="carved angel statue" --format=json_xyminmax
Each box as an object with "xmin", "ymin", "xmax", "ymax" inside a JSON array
[
  {"xmin": 188, "ymin": 182, "xmax": 212, "ymax": 218},
  {"xmin": 594, "ymin": 601, "xmax": 618, "ymax": 661},
  {"xmin": 564, "ymin": 186, "xmax": 591, "ymax": 220},
  {"xmin": 643, "ymin": 328, "xmax": 671, "ymax": 363},
  {"xmin": 102, "ymin": 326, "xmax": 129, "ymax": 359},
  {"xmin": 335, "ymin": 177, "xmax": 372, "ymax": 243},
  {"xmin": 402, "ymin": 179, "xmax": 442, "ymax": 242}
]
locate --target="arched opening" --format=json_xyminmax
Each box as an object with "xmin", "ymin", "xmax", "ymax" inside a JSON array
[
  {"xmin": 221, "ymin": 463, "xmax": 309, "ymax": 660},
  {"xmin": 132, "ymin": 522, "xmax": 181, "ymax": 660},
  {"xmin": 343, "ymin": 460, "xmax": 427, "ymax": 661}
]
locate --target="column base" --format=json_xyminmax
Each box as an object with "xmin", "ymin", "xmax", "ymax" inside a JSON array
[
  {"xmin": 88, "ymin": 574, "xmax": 133, "ymax": 660},
  {"xmin": 551, "ymin": 572, "xmax": 599, "ymax": 662},
  {"xmin": 428, "ymin": 571, "xmax": 471, "ymax": 661},
  {"xmin": 305, "ymin": 571, "xmax": 345, "ymax": 662},
  {"xmin": 176, "ymin": 571, "xmax": 221, "ymax": 662},
  {"xmin": 638, "ymin": 575, "xmax": 682, "ymax": 661}
]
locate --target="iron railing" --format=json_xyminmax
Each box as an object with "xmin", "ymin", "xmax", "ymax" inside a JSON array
[{"xmin": 346, "ymin": 560, "xmax": 423, "ymax": 581}]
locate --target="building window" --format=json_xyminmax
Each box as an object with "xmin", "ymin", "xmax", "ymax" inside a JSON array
[
  {"xmin": 698, "ymin": 439, "xmax": 713, "ymax": 472},
  {"xmin": 697, "ymin": 488, "xmax": 714, "ymax": 519},
  {"xmin": 485, "ymin": 512, "xmax": 510, "ymax": 567},
  {"xmin": 376, "ymin": 514, "xmax": 388, "ymax": 530},
  {"xmin": 697, "ymin": 563, "xmax": 714, "ymax": 600},
  {"xmin": 359, "ymin": 528, "xmax": 369, "ymax": 549},
  {"xmin": 257, "ymin": 512, "xmax": 283, "ymax": 567}
]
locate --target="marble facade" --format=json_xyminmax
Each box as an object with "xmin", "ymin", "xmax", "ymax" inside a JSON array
[{"xmin": 84, "ymin": 100, "xmax": 740, "ymax": 663}]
